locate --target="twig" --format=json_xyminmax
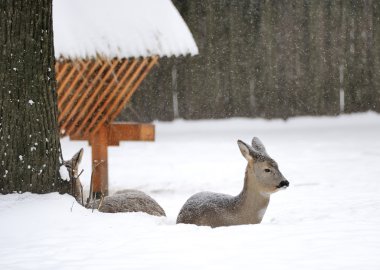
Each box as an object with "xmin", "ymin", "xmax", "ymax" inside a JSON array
[
  {"xmin": 76, "ymin": 169, "xmax": 84, "ymax": 178},
  {"xmin": 80, "ymin": 181, "xmax": 84, "ymax": 206},
  {"xmin": 92, "ymin": 192, "xmax": 105, "ymax": 213},
  {"xmin": 86, "ymin": 160, "xmax": 105, "ymax": 210},
  {"xmin": 70, "ymin": 165, "xmax": 75, "ymax": 200},
  {"xmin": 98, "ymin": 193, "xmax": 105, "ymax": 210}
]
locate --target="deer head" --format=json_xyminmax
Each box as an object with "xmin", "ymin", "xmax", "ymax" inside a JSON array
[
  {"xmin": 237, "ymin": 137, "xmax": 289, "ymax": 194},
  {"xmin": 63, "ymin": 148, "xmax": 84, "ymax": 204}
]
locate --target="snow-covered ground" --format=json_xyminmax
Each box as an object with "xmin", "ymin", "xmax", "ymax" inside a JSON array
[{"xmin": 1, "ymin": 112, "xmax": 380, "ymax": 270}]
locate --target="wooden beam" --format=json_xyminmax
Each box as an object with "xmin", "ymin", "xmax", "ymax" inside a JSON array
[
  {"xmin": 90, "ymin": 125, "xmax": 109, "ymax": 196},
  {"xmin": 70, "ymin": 122, "xmax": 155, "ymax": 146},
  {"xmin": 108, "ymin": 123, "xmax": 155, "ymax": 145}
]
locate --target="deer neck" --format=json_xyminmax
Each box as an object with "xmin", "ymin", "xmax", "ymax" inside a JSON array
[{"xmin": 235, "ymin": 166, "xmax": 270, "ymax": 223}]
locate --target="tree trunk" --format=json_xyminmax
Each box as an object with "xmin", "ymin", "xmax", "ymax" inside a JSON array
[{"xmin": 0, "ymin": 0, "xmax": 71, "ymax": 194}]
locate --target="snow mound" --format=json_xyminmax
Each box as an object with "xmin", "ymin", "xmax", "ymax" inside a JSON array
[{"xmin": 59, "ymin": 165, "xmax": 70, "ymax": 181}]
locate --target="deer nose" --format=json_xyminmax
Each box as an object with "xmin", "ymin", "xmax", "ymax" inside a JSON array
[{"xmin": 277, "ymin": 180, "xmax": 289, "ymax": 188}]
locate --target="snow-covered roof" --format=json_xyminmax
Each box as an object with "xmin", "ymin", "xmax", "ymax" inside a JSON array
[{"xmin": 53, "ymin": 0, "xmax": 198, "ymax": 59}]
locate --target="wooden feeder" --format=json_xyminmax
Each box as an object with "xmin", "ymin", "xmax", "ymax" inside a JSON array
[
  {"xmin": 56, "ymin": 57, "xmax": 158, "ymax": 196},
  {"xmin": 54, "ymin": 0, "xmax": 198, "ymax": 196}
]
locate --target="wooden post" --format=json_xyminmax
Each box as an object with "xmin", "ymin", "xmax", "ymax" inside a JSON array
[
  {"xmin": 70, "ymin": 123, "xmax": 155, "ymax": 198},
  {"xmin": 90, "ymin": 125, "xmax": 109, "ymax": 197}
]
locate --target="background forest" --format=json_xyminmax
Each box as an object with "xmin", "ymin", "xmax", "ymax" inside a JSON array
[{"xmin": 121, "ymin": 0, "xmax": 380, "ymax": 121}]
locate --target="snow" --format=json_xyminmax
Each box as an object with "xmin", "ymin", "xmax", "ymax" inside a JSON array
[
  {"xmin": 59, "ymin": 165, "xmax": 70, "ymax": 181},
  {"xmin": 1, "ymin": 112, "xmax": 380, "ymax": 269},
  {"xmin": 53, "ymin": 0, "xmax": 199, "ymax": 59}
]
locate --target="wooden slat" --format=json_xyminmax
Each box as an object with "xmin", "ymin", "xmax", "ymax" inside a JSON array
[
  {"xmin": 86, "ymin": 58, "xmax": 152, "ymax": 136},
  {"xmin": 63, "ymin": 59, "xmax": 119, "ymax": 135},
  {"xmin": 72, "ymin": 60, "xmax": 100, "ymax": 96},
  {"xmin": 80, "ymin": 58, "xmax": 142, "ymax": 136},
  {"xmin": 57, "ymin": 62, "xmax": 79, "ymax": 102},
  {"xmin": 78, "ymin": 59, "xmax": 109, "ymax": 98},
  {"xmin": 57, "ymin": 61, "xmax": 90, "ymax": 116},
  {"xmin": 71, "ymin": 59, "xmax": 134, "ymax": 136},
  {"xmin": 69, "ymin": 60, "xmax": 102, "ymax": 99},
  {"xmin": 62, "ymin": 61, "xmax": 88, "ymax": 96},
  {"xmin": 56, "ymin": 61, "xmax": 70, "ymax": 84},
  {"xmin": 58, "ymin": 60, "xmax": 100, "ymax": 124},
  {"xmin": 58, "ymin": 60, "xmax": 101, "ymax": 130},
  {"xmin": 57, "ymin": 56, "xmax": 158, "ymax": 138},
  {"xmin": 107, "ymin": 56, "xmax": 158, "ymax": 125},
  {"xmin": 83, "ymin": 58, "xmax": 146, "ymax": 136},
  {"xmin": 60, "ymin": 59, "xmax": 108, "ymax": 131}
]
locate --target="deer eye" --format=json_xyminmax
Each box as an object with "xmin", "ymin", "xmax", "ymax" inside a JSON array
[{"xmin": 264, "ymin": 168, "xmax": 271, "ymax": 173}]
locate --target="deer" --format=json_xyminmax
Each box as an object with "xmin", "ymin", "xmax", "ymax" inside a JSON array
[
  {"xmin": 176, "ymin": 137, "xmax": 289, "ymax": 227},
  {"xmin": 63, "ymin": 148, "xmax": 166, "ymax": 217}
]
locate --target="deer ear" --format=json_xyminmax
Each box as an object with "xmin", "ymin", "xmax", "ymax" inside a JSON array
[
  {"xmin": 72, "ymin": 148, "xmax": 84, "ymax": 165},
  {"xmin": 237, "ymin": 140, "xmax": 254, "ymax": 161},
  {"xmin": 251, "ymin": 137, "xmax": 268, "ymax": 156}
]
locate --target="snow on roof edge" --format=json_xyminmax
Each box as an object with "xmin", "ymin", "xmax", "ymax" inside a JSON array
[{"xmin": 53, "ymin": 0, "xmax": 198, "ymax": 59}]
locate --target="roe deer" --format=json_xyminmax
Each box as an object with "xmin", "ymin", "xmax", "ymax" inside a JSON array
[
  {"xmin": 89, "ymin": 189, "xmax": 166, "ymax": 216},
  {"xmin": 176, "ymin": 137, "xmax": 289, "ymax": 227},
  {"xmin": 63, "ymin": 148, "xmax": 84, "ymax": 205},
  {"xmin": 64, "ymin": 149, "xmax": 166, "ymax": 217}
]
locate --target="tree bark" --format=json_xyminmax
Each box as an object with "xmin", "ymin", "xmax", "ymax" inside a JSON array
[{"xmin": 0, "ymin": 0, "xmax": 71, "ymax": 194}]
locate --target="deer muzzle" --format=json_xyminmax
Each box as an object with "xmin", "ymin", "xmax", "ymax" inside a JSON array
[{"xmin": 277, "ymin": 180, "xmax": 290, "ymax": 189}]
